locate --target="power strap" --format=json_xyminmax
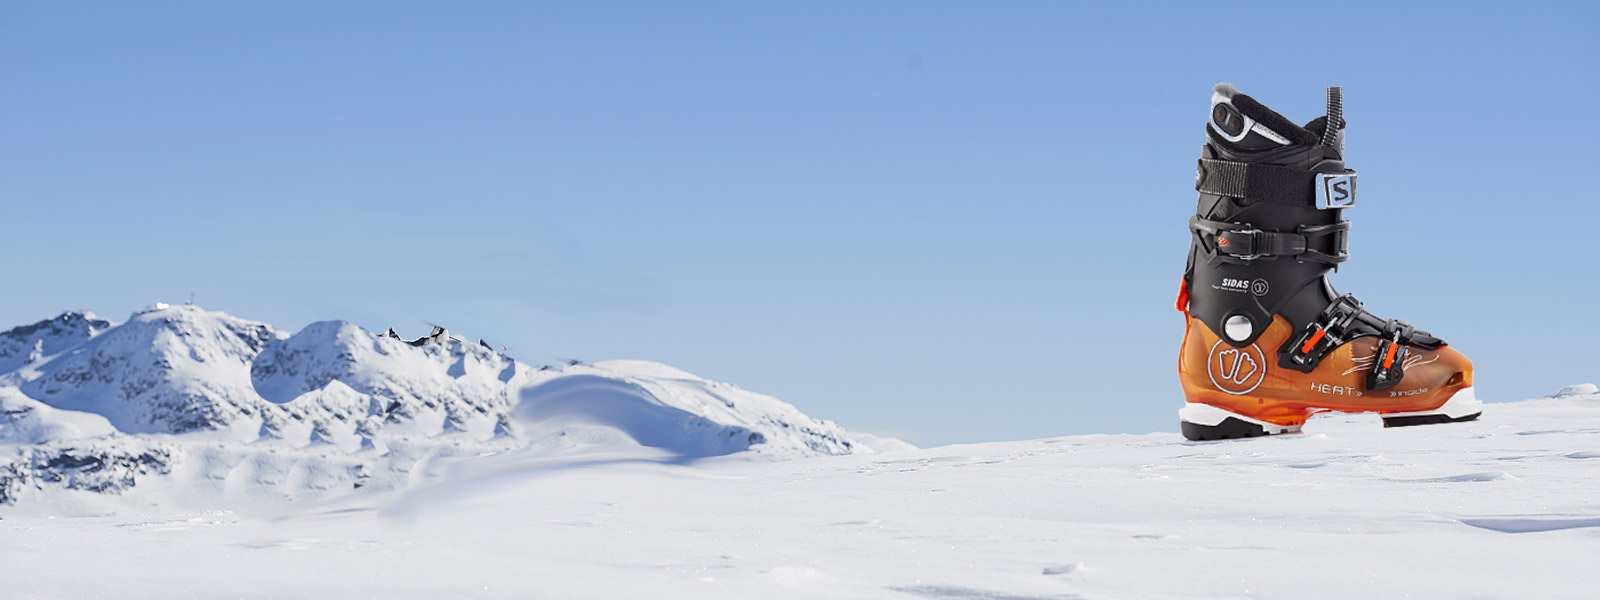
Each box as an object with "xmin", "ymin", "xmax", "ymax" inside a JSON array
[
  {"xmin": 1196, "ymin": 158, "xmax": 1355, "ymax": 207},
  {"xmin": 1189, "ymin": 216, "xmax": 1349, "ymax": 265}
]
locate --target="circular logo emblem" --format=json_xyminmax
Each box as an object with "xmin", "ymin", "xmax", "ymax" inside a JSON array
[
  {"xmin": 1206, "ymin": 340, "xmax": 1267, "ymax": 395},
  {"xmin": 1250, "ymin": 278, "xmax": 1270, "ymax": 297}
]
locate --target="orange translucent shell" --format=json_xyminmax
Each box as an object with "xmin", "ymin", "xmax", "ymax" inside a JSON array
[{"xmin": 1178, "ymin": 315, "xmax": 1473, "ymax": 427}]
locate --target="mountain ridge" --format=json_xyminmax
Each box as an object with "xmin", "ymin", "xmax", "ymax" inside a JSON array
[{"xmin": 0, "ymin": 304, "xmax": 908, "ymax": 512}]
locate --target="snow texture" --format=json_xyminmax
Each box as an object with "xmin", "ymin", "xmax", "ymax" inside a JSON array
[{"xmin": 2, "ymin": 385, "xmax": 1596, "ymax": 598}]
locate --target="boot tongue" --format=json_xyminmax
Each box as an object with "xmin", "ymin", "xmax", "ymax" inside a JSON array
[{"xmin": 1207, "ymin": 83, "xmax": 1320, "ymax": 150}]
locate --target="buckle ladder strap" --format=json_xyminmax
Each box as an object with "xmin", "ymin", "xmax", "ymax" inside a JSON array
[
  {"xmin": 1196, "ymin": 158, "xmax": 1355, "ymax": 207},
  {"xmin": 1189, "ymin": 216, "xmax": 1351, "ymax": 264},
  {"xmin": 1299, "ymin": 221, "xmax": 1350, "ymax": 263},
  {"xmin": 1295, "ymin": 221, "xmax": 1351, "ymax": 264},
  {"xmin": 1278, "ymin": 294, "xmax": 1364, "ymax": 372}
]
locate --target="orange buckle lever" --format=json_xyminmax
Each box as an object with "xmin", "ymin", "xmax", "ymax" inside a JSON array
[
  {"xmin": 1175, "ymin": 279, "xmax": 1189, "ymax": 313},
  {"xmin": 1367, "ymin": 330, "xmax": 1408, "ymax": 391},
  {"xmin": 1287, "ymin": 318, "xmax": 1339, "ymax": 367},
  {"xmin": 1300, "ymin": 326, "xmax": 1327, "ymax": 354},
  {"xmin": 1283, "ymin": 294, "xmax": 1364, "ymax": 371}
]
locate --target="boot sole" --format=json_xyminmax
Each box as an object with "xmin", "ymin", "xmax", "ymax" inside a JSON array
[
  {"xmin": 1180, "ymin": 387, "xmax": 1483, "ymax": 441},
  {"xmin": 1382, "ymin": 412, "xmax": 1482, "ymax": 428},
  {"xmin": 1179, "ymin": 403, "xmax": 1302, "ymax": 441},
  {"xmin": 1379, "ymin": 386, "xmax": 1484, "ymax": 428}
]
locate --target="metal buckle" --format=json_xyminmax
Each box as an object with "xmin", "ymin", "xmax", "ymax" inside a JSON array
[
  {"xmin": 1288, "ymin": 319, "xmax": 1335, "ymax": 366},
  {"xmin": 1281, "ymin": 294, "xmax": 1363, "ymax": 370},
  {"xmin": 1367, "ymin": 325, "xmax": 1409, "ymax": 391},
  {"xmin": 1226, "ymin": 227, "xmax": 1263, "ymax": 261}
]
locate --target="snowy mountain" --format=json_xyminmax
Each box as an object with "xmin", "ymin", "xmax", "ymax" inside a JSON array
[
  {"xmin": 11, "ymin": 305, "xmax": 285, "ymax": 434},
  {"xmin": 249, "ymin": 319, "xmax": 535, "ymax": 441},
  {"xmin": 0, "ymin": 305, "xmax": 907, "ymax": 510},
  {"xmin": 0, "ymin": 310, "xmax": 111, "ymax": 375}
]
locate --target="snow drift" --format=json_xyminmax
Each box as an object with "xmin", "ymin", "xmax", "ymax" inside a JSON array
[{"xmin": 517, "ymin": 360, "xmax": 908, "ymax": 459}]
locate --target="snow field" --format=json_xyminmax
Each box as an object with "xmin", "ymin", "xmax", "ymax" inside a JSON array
[{"xmin": 4, "ymin": 389, "xmax": 1596, "ymax": 599}]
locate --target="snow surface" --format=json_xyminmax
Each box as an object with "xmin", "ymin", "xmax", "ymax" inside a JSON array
[{"xmin": 3, "ymin": 384, "xmax": 1598, "ymax": 598}]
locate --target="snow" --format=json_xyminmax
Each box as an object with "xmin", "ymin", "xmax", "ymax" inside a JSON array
[
  {"xmin": 0, "ymin": 310, "xmax": 110, "ymax": 374},
  {"xmin": 0, "ymin": 307, "xmax": 1593, "ymax": 597},
  {"xmin": 0, "ymin": 388, "xmax": 115, "ymax": 445},
  {"xmin": 530, "ymin": 360, "xmax": 915, "ymax": 458},
  {"xmin": 0, "ymin": 306, "xmax": 901, "ymax": 515},
  {"xmin": 11, "ymin": 305, "xmax": 284, "ymax": 434},
  {"xmin": 2, "ymin": 384, "xmax": 1597, "ymax": 598}
]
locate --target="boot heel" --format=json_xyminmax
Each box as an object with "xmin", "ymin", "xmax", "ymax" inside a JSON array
[{"xmin": 1179, "ymin": 403, "xmax": 1301, "ymax": 441}]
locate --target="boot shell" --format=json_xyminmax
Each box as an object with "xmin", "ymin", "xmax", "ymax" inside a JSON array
[{"xmin": 1178, "ymin": 314, "xmax": 1474, "ymax": 427}]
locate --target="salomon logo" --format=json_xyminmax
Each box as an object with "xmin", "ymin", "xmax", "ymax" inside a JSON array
[{"xmin": 1316, "ymin": 173, "xmax": 1357, "ymax": 209}]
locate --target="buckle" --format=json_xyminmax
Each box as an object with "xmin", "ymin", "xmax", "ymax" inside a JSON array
[
  {"xmin": 1216, "ymin": 227, "xmax": 1263, "ymax": 261},
  {"xmin": 1366, "ymin": 321, "xmax": 1410, "ymax": 391},
  {"xmin": 1286, "ymin": 318, "xmax": 1338, "ymax": 367},
  {"xmin": 1296, "ymin": 221, "xmax": 1351, "ymax": 263},
  {"xmin": 1279, "ymin": 294, "xmax": 1362, "ymax": 372}
]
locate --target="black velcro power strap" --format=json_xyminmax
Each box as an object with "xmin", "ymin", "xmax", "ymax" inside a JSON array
[{"xmin": 1196, "ymin": 158, "xmax": 1352, "ymax": 207}]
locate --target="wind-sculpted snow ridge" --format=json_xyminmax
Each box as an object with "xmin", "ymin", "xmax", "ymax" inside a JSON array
[
  {"xmin": 519, "ymin": 360, "xmax": 914, "ymax": 460},
  {"xmin": 0, "ymin": 305, "xmax": 905, "ymax": 513}
]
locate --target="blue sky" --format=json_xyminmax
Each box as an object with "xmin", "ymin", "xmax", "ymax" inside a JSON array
[{"xmin": 1, "ymin": 2, "xmax": 1595, "ymax": 446}]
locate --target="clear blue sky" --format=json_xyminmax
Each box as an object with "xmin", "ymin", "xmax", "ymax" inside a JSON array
[{"xmin": 1, "ymin": 2, "xmax": 1595, "ymax": 446}]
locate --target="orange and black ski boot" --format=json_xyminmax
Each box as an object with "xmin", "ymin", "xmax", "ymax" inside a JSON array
[{"xmin": 1176, "ymin": 84, "xmax": 1479, "ymax": 441}]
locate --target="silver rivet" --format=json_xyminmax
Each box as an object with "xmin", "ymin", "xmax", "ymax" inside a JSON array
[{"xmin": 1224, "ymin": 315, "xmax": 1253, "ymax": 341}]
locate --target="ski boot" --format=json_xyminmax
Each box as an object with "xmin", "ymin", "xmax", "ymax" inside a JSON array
[{"xmin": 1176, "ymin": 84, "xmax": 1480, "ymax": 441}]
